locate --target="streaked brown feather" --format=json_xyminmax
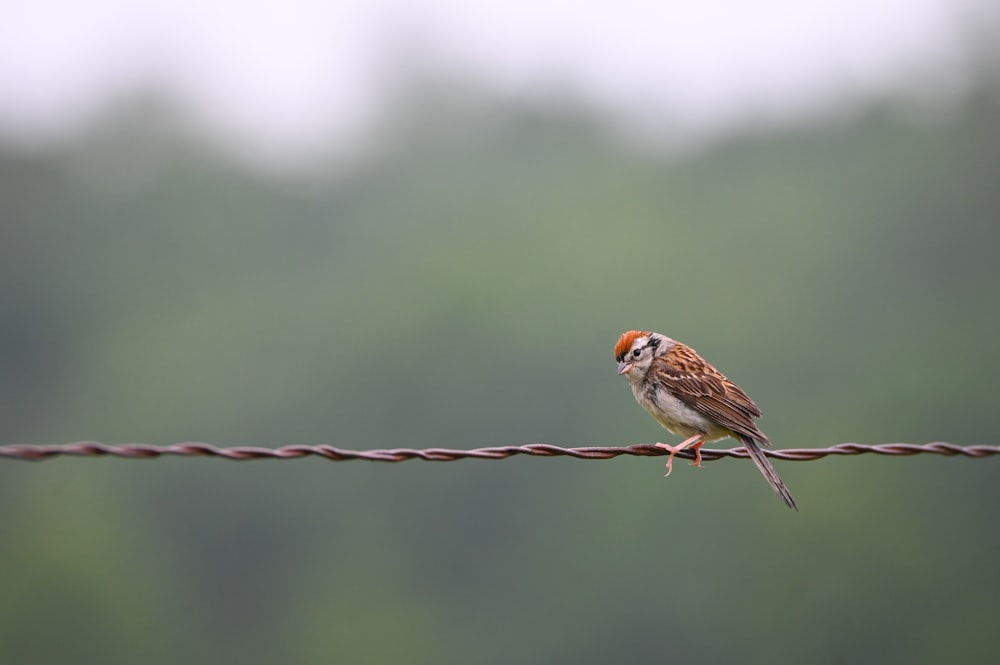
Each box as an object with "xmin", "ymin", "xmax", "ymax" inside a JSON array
[{"xmin": 654, "ymin": 343, "xmax": 770, "ymax": 445}]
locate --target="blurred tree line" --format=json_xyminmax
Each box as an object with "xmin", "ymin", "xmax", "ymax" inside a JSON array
[{"xmin": 1, "ymin": 61, "xmax": 999, "ymax": 664}]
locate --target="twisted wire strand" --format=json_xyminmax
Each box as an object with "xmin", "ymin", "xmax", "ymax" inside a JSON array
[{"xmin": 1, "ymin": 441, "xmax": 996, "ymax": 463}]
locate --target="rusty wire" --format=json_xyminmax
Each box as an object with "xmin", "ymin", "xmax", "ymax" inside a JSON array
[{"xmin": 0, "ymin": 441, "xmax": 997, "ymax": 463}]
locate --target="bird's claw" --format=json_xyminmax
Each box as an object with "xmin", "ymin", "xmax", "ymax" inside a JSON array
[
  {"xmin": 656, "ymin": 436, "xmax": 704, "ymax": 477},
  {"xmin": 655, "ymin": 442, "xmax": 678, "ymax": 476}
]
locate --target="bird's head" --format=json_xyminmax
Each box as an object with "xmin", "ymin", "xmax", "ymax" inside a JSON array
[{"xmin": 614, "ymin": 330, "xmax": 669, "ymax": 378}]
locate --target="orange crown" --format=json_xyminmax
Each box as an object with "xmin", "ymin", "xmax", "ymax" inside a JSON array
[{"xmin": 614, "ymin": 330, "xmax": 650, "ymax": 361}]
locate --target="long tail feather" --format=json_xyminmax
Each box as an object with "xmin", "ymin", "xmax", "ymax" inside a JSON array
[{"xmin": 738, "ymin": 435, "xmax": 798, "ymax": 510}]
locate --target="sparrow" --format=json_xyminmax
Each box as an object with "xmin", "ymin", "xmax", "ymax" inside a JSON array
[{"xmin": 615, "ymin": 330, "xmax": 797, "ymax": 510}]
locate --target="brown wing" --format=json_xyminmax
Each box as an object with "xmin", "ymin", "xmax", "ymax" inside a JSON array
[{"xmin": 653, "ymin": 343, "xmax": 770, "ymax": 445}]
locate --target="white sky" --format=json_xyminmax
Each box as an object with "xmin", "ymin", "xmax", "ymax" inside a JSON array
[{"xmin": 0, "ymin": 0, "xmax": 990, "ymax": 162}]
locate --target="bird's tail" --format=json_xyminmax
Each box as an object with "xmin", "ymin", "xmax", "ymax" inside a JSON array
[{"xmin": 738, "ymin": 435, "xmax": 798, "ymax": 510}]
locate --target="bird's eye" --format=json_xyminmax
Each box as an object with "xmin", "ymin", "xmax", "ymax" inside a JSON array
[{"xmin": 632, "ymin": 348, "xmax": 641, "ymax": 358}]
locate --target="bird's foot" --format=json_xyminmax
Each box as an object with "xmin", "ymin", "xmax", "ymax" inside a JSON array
[
  {"xmin": 656, "ymin": 435, "xmax": 704, "ymax": 476},
  {"xmin": 690, "ymin": 440, "xmax": 706, "ymax": 468},
  {"xmin": 655, "ymin": 442, "xmax": 680, "ymax": 476}
]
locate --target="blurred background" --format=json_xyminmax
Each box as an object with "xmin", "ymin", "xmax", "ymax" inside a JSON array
[{"xmin": 2, "ymin": 0, "xmax": 999, "ymax": 663}]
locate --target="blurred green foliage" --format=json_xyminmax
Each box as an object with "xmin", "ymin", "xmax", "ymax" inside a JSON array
[{"xmin": 1, "ymin": 76, "xmax": 999, "ymax": 664}]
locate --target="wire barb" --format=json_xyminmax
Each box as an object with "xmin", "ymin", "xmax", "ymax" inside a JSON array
[{"xmin": 1, "ymin": 441, "xmax": 997, "ymax": 463}]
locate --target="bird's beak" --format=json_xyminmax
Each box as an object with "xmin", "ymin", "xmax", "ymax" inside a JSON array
[{"xmin": 617, "ymin": 361, "xmax": 631, "ymax": 375}]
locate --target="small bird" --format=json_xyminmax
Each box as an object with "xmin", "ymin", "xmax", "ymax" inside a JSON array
[{"xmin": 615, "ymin": 330, "xmax": 797, "ymax": 510}]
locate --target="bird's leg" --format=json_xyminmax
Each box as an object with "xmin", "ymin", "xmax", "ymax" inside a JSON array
[
  {"xmin": 656, "ymin": 435, "xmax": 703, "ymax": 477},
  {"xmin": 689, "ymin": 440, "xmax": 706, "ymax": 468}
]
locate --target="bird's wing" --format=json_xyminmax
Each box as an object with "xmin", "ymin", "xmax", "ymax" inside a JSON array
[{"xmin": 652, "ymin": 343, "xmax": 770, "ymax": 445}]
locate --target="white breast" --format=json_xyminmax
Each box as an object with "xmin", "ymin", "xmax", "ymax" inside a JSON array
[{"xmin": 630, "ymin": 382, "xmax": 729, "ymax": 441}]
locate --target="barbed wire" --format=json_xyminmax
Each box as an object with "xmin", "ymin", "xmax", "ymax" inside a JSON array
[{"xmin": 0, "ymin": 441, "xmax": 997, "ymax": 463}]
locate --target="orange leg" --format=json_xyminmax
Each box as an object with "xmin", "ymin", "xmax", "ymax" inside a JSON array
[
  {"xmin": 655, "ymin": 435, "xmax": 704, "ymax": 477},
  {"xmin": 690, "ymin": 440, "xmax": 706, "ymax": 468}
]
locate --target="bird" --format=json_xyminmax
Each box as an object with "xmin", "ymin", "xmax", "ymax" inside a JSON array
[{"xmin": 614, "ymin": 330, "xmax": 797, "ymax": 510}]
